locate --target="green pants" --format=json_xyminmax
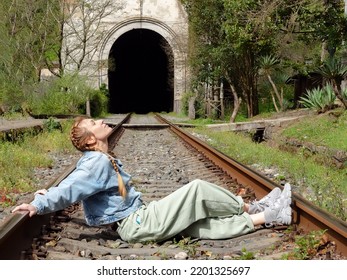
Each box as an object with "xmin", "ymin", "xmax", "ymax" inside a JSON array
[{"xmin": 117, "ymin": 179, "xmax": 255, "ymax": 243}]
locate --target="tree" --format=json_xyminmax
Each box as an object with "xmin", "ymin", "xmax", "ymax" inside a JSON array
[
  {"xmin": 298, "ymin": 0, "xmax": 347, "ymax": 60},
  {"xmin": 182, "ymin": 0, "xmax": 227, "ymax": 118},
  {"xmin": 183, "ymin": 0, "xmax": 280, "ymax": 119},
  {"xmin": 259, "ymin": 55, "xmax": 284, "ymax": 112},
  {"xmin": 60, "ymin": 0, "xmax": 124, "ymax": 77},
  {"xmin": 40, "ymin": 0, "xmax": 124, "ymax": 116},
  {"xmin": 182, "ymin": 0, "xmax": 347, "ymax": 120},
  {"xmin": 316, "ymin": 57, "xmax": 347, "ymax": 109},
  {"xmin": 0, "ymin": 0, "xmax": 59, "ymax": 82},
  {"xmin": 0, "ymin": 0, "xmax": 60, "ymax": 112}
]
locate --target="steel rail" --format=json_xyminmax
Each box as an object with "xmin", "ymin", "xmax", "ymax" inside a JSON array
[
  {"xmin": 0, "ymin": 164, "xmax": 76, "ymax": 259},
  {"xmin": 106, "ymin": 113, "xmax": 132, "ymax": 151},
  {"xmin": 155, "ymin": 114, "xmax": 347, "ymax": 256},
  {"xmin": 0, "ymin": 114, "xmax": 131, "ymax": 260}
]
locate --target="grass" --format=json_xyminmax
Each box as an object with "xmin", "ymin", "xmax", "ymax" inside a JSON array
[
  {"xmin": 0, "ymin": 120, "xmax": 75, "ymax": 206},
  {"xmin": 281, "ymin": 229, "xmax": 329, "ymax": 260},
  {"xmin": 281, "ymin": 110, "xmax": 347, "ymax": 151}
]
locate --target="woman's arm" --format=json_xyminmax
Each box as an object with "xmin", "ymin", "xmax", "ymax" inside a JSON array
[{"xmin": 13, "ymin": 153, "xmax": 115, "ymax": 216}]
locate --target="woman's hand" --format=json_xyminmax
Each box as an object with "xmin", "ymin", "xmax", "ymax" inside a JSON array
[{"xmin": 12, "ymin": 203, "xmax": 37, "ymax": 217}]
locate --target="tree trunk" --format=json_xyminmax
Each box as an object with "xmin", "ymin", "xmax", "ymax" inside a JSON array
[
  {"xmin": 188, "ymin": 96, "xmax": 196, "ymax": 119},
  {"xmin": 229, "ymin": 84, "xmax": 241, "ymax": 123},
  {"xmin": 320, "ymin": 41, "xmax": 328, "ymax": 62},
  {"xmin": 334, "ymin": 81, "xmax": 347, "ymax": 109},
  {"xmin": 220, "ymin": 81, "xmax": 224, "ymax": 119},
  {"xmin": 267, "ymin": 74, "xmax": 281, "ymax": 111},
  {"xmin": 86, "ymin": 98, "xmax": 91, "ymax": 116}
]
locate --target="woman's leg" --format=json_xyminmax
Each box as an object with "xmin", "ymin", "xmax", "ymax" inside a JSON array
[
  {"xmin": 117, "ymin": 179, "xmax": 254, "ymax": 242},
  {"xmin": 181, "ymin": 215, "xmax": 254, "ymax": 239}
]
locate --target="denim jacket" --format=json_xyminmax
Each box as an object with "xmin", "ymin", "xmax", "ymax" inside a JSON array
[{"xmin": 31, "ymin": 151, "xmax": 143, "ymax": 226}]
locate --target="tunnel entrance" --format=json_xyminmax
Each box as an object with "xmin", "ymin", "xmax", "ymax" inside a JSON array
[{"xmin": 108, "ymin": 29, "xmax": 174, "ymax": 114}]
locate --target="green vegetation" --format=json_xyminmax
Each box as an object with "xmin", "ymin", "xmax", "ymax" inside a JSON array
[
  {"xmin": 0, "ymin": 1, "xmax": 113, "ymax": 118},
  {"xmin": 230, "ymin": 248, "xmax": 255, "ymax": 260},
  {"xmin": 281, "ymin": 230, "xmax": 329, "ymax": 260},
  {"xmin": 282, "ymin": 110, "xmax": 347, "ymax": 151},
  {"xmin": 175, "ymin": 237, "xmax": 199, "ymax": 257},
  {"xmin": 299, "ymin": 85, "xmax": 337, "ymax": 113},
  {"xmin": 1, "ymin": 0, "xmax": 347, "ymax": 120},
  {"xmin": 0, "ymin": 120, "xmax": 76, "ymax": 206},
  {"xmin": 180, "ymin": 0, "xmax": 347, "ymax": 121}
]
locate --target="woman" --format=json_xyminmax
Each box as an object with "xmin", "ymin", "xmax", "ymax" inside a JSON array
[{"xmin": 12, "ymin": 117, "xmax": 292, "ymax": 243}]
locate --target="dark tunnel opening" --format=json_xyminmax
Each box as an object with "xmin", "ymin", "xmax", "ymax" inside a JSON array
[{"xmin": 108, "ymin": 29, "xmax": 174, "ymax": 114}]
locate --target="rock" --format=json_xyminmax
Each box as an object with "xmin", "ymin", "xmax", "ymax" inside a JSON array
[{"xmin": 174, "ymin": 251, "xmax": 188, "ymax": 260}]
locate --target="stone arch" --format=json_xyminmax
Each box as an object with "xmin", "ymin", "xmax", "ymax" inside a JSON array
[{"xmin": 98, "ymin": 17, "xmax": 188, "ymax": 113}]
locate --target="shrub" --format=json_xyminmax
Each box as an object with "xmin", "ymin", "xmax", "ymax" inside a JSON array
[
  {"xmin": 181, "ymin": 91, "xmax": 195, "ymax": 115},
  {"xmin": 43, "ymin": 117, "xmax": 62, "ymax": 132},
  {"xmin": 299, "ymin": 84, "xmax": 336, "ymax": 113},
  {"xmin": 28, "ymin": 74, "xmax": 91, "ymax": 115},
  {"xmin": 89, "ymin": 89, "xmax": 109, "ymax": 117}
]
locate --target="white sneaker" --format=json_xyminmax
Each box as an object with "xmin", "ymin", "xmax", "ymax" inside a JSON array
[
  {"xmin": 279, "ymin": 183, "xmax": 292, "ymax": 205},
  {"xmin": 264, "ymin": 184, "xmax": 292, "ymax": 226},
  {"xmin": 248, "ymin": 187, "xmax": 281, "ymax": 214}
]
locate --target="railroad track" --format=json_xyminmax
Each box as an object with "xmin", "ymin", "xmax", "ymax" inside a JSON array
[{"xmin": 0, "ymin": 114, "xmax": 346, "ymax": 260}]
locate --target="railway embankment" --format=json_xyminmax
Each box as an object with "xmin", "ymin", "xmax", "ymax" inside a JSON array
[{"xmin": 199, "ymin": 109, "xmax": 346, "ymax": 169}]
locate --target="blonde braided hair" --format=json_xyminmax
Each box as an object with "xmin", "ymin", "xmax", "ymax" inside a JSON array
[
  {"xmin": 103, "ymin": 151, "xmax": 127, "ymax": 199},
  {"xmin": 70, "ymin": 117, "xmax": 127, "ymax": 199}
]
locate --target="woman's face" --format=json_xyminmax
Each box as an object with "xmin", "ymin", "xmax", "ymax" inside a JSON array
[{"xmin": 79, "ymin": 119, "xmax": 113, "ymax": 142}]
